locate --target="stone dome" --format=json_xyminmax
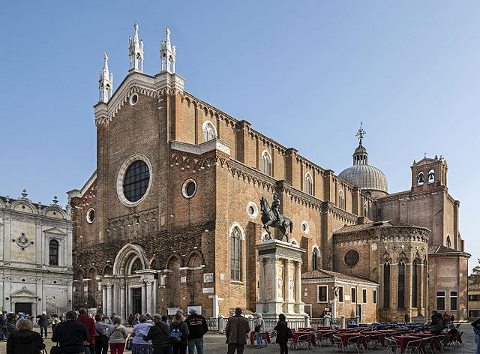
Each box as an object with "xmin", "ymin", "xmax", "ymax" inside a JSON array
[{"xmin": 339, "ymin": 164, "xmax": 388, "ymax": 193}]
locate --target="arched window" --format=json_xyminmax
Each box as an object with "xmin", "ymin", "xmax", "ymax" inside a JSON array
[
  {"xmin": 417, "ymin": 172, "xmax": 424, "ymax": 186},
  {"xmin": 130, "ymin": 258, "xmax": 143, "ymax": 275},
  {"xmin": 49, "ymin": 239, "xmax": 59, "ymax": 266},
  {"xmin": 428, "ymin": 169, "xmax": 435, "ymax": 184},
  {"xmin": 446, "ymin": 235, "xmax": 452, "ymax": 248},
  {"xmin": 412, "ymin": 259, "xmax": 418, "ymax": 308},
  {"xmin": 312, "ymin": 248, "xmax": 320, "ymax": 271},
  {"xmin": 338, "ymin": 190, "xmax": 345, "ymax": 210},
  {"xmin": 262, "ymin": 151, "xmax": 272, "ymax": 176},
  {"xmin": 363, "ymin": 202, "xmax": 369, "ymax": 217},
  {"xmin": 398, "ymin": 261, "xmax": 406, "ymax": 309},
  {"xmin": 305, "ymin": 173, "xmax": 313, "ymax": 195},
  {"xmin": 203, "ymin": 121, "xmax": 217, "ymax": 142},
  {"xmin": 230, "ymin": 226, "xmax": 242, "ymax": 281},
  {"xmin": 383, "ymin": 262, "xmax": 390, "ymax": 309}
]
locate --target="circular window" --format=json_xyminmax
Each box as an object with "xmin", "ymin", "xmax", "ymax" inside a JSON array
[
  {"xmin": 182, "ymin": 179, "xmax": 197, "ymax": 198},
  {"xmin": 301, "ymin": 221, "xmax": 309, "ymax": 234},
  {"xmin": 129, "ymin": 93, "xmax": 139, "ymax": 106},
  {"xmin": 344, "ymin": 250, "xmax": 360, "ymax": 268},
  {"xmin": 86, "ymin": 208, "xmax": 95, "ymax": 224},
  {"xmin": 116, "ymin": 155, "xmax": 152, "ymax": 207},
  {"xmin": 246, "ymin": 202, "xmax": 258, "ymax": 219}
]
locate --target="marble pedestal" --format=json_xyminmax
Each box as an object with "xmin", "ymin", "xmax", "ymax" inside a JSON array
[{"xmin": 256, "ymin": 239, "xmax": 308, "ymax": 327}]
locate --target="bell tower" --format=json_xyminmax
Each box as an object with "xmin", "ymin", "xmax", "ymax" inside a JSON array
[
  {"xmin": 98, "ymin": 53, "xmax": 113, "ymax": 103},
  {"xmin": 128, "ymin": 22, "xmax": 144, "ymax": 72},
  {"xmin": 411, "ymin": 155, "xmax": 448, "ymax": 191}
]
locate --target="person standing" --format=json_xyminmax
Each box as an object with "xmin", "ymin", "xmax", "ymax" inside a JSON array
[
  {"xmin": 36, "ymin": 311, "xmax": 49, "ymax": 338},
  {"xmin": 225, "ymin": 308, "xmax": 250, "ymax": 354},
  {"xmin": 106, "ymin": 315, "xmax": 128, "ymax": 354},
  {"xmin": 274, "ymin": 314, "xmax": 292, "ymax": 354},
  {"xmin": 77, "ymin": 308, "xmax": 96, "ymax": 354},
  {"xmin": 6, "ymin": 318, "xmax": 45, "ymax": 354},
  {"xmin": 94, "ymin": 314, "xmax": 111, "ymax": 354},
  {"xmin": 430, "ymin": 310, "xmax": 444, "ymax": 335},
  {"xmin": 0, "ymin": 311, "xmax": 7, "ymax": 341},
  {"xmin": 143, "ymin": 314, "xmax": 171, "ymax": 354},
  {"xmin": 472, "ymin": 317, "xmax": 480, "ymax": 354},
  {"xmin": 185, "ymin": 309, "xmax": 208, "ymax": 354},
  {"xmin": 132, "ymin": 315, "xmax": 153, "ymax": 354},
  {"xmin": 170, "ymin": 312, "xmax": 189, "ymax": 354},
  {"xmin": 253, "ymin": 313, "xmax": 265, "ymax": 349},
  {"xmin": 52, "ymin": 310, "xmax": 89, "ymax": 354}
]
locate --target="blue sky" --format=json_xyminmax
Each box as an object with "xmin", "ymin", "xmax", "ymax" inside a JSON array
[{"xmin": 1, "ymin": 1, "xmax": 479, "ymax": 272}]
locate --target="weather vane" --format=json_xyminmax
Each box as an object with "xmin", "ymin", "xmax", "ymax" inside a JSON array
[{"xmin": 356, "ymin": 122, "xmax": 366, "ymax": 145}]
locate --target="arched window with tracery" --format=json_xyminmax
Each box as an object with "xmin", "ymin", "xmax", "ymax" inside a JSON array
[
  {"xmin": 398, "ymin": 261, "xmax": 406, "ymax": 309},
  {"xmin": 74, "ymin": 270, "xmax": 84, "ymax": 308},
  {"xmin": 305, "ymin": 173, "xmax": 313, "ymax": 195},
  {"xmin": 203, "ymin": 121, "xmax": 217, "ymax": 142},
  {"xmin": 87, "ymin": 268, "xmax": 97, "ymax": 308},
  {"xmin": 338, "ymin": 190, "xmax": 345, "ymax": 210},
  {"xmin": 383, "ymin": 262, "xmax": 390, "ymax": 309},
  {"xmin": 187, "ymin": 253, "xmax": 204, "ymax": 306},
  {"xmin": 262, "ymin": 151, "xmax": 272, "ymax": 176},
  {"xmin": 312, "ymin": 248, "xmax": 320, "ymax": 271},
  {"xmin": 49, "ymin": 239, "xmax": 59, "ymax": 266},
  {"xmin": 428, "ymin": 169, "xmax": 435, "ymax": 184},
  {"xmin": 230, "ymin": 226, "xmax": 242, "ymax": 281}
]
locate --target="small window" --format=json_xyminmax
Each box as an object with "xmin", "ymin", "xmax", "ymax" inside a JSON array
[
  {"xmin": 312, "ymin": 248, "xmax": 319, "ymax": 271},
  {"xmin": 230, "ymin": 226, "xmax": 242, "ymax": 281},
  {"xmin": 373, "ymin": 290, "xmax": 377, "ymax": 304},
  {"xmin": 246, "ymin": 202, "xmax": 258, "ymax": 219},
  {"xmin": 436, "ymin": 291, "xmax": 446, "ymax": 311},
  {"xmin": 338, "ymin": 287, "xmax": 344, "ymax": 302},
  {"xmin": 182, "ymin": 179, "xmax": 197, "ymax": 198},
  {"xmin": 362, "ymin": 289, "xmax": 367, "ymax": 304},
  {"xmin": 129, "ymin": 93, "xmax": 139, "ymax": 106},
  {"xmin": 317, "ymin": 285, "xmax": 328, "ymax": 303},
  {"xmin": 305, "ymin": 173, "xmax": 313, "ymax": 195},
  {"xmin": 446, "ymin": 235, "xmax": 452, "ymax": 248},
  {"xmin": 86, "ymin": 208, "xmax": 95, "ymax": 224},
  {"xmin": 49, "ymin": 239, "xmax": 59, "ymax": 266},
  {"xmin": 417, "ymin": 172, "xmax": 424, "ymax": 186},
  {"xmin": 301, "ymin": 221, "xmax": 309, "ymax": 234},
  {"xmin": 338, "ymin": 190, "xmax": 345, "ymax": 210},
  {"xmin": 351, "ymin": 287, "xmax": 357, "ymax": 303},
  {"xmin": 450, "ymin": 291, "xmax": 458, "ymax": 311},
  {"xmin": 428, "ymin": 169, "xmax": 435, "ymax": 184},
  {"xmin": 262, "ymin": 151, "xmax": 272, "ymax": 176}
]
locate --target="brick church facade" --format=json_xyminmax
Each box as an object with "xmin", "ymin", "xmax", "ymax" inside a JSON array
[{"xmin": 69, "ymin": 24, "xmax": 469, "ymax": 322}]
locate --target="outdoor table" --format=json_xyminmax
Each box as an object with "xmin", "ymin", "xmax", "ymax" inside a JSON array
[
  {"xmin": 336, "ymin": 327, "xmax": 359, "ymax": 332},
  {"xmin": 361, "ymin": 331, "xmax": 388, "ymax": 346},
  {"xmin": 249, "ymin": 331, "xmax": 271, "ymax": 345},
  {"xmin": 393, "ymin": 335, "xmax": 421, "ymax": 354},
  {"xmin": 338, "ymin": 333, "xmax": 368, "ymax": 349},
  {"xmin": 411, "ymin": 333, "xmax": 434, "ymax": 338},
  {"xmin": 291, "ymin": 331, "xmax": 316, "ymax": 347}
]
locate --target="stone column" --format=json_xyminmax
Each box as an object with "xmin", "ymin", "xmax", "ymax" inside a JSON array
[
  {"xmin": 35, "ymin": 221, "xmax": 42, "ymax": 265},
  {"xmin": 145, "ymin": 280, "xmax": 153, "ymax": 314},
  {"xmin": 105, "ymin": 284, "xmax": 112, "ymax": 317},
  {"xmin": 405, "ymin": 261, "xmax": 412, "ymax": 316},
  {"xmin": 390, "ymin": 263, "xmax": 398, "ymax": 313},
  {"xmin": 120, "ymin": 285, "xmax": 126, "ymax": 320},
  {"xmin": 258, "ymin": 258, "xmax": 265, "ymax": 302},
  {"xmin": 102, "ymin": 285, "xmax": 107, "ymax": 314},
  {"xmin": 419, "ymin": 262, "xmax": 425, "ymax": 315},
  {"xmin": 4, "ymin": 218, "xmax": 11, "ymax": 263},
  {"xmin": 295, "ymin": 261, "xmax": 303, "ymax": 314}
]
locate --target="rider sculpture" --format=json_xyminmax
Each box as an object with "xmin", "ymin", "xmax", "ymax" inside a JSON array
[{"xmin": 260, "ymin": 194, "xmax": 293, "ymax": 242}]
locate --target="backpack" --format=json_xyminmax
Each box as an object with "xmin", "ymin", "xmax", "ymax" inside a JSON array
[{"xmin": 170, "ymin": 327, "xmax": 182, "ymax": 343}]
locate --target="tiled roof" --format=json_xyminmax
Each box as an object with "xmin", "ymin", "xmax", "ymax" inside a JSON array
[{"xmin": 302, "ymin": 269, "xmax": 377, "ymax": 285}]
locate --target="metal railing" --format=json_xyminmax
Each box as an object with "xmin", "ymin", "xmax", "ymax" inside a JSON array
[{"xmin": 207, "ymin": 316, "xmax": 309, "ymax": 332}]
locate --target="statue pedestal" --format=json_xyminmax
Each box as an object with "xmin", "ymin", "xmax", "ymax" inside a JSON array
[{"xmin": 256, "ymin": 239, "xmax": 307, "ymax": 326}]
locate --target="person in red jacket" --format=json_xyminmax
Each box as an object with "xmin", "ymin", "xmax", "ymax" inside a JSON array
[{"xmin": 77, "ymin": 308, "xmax": 96, "ymax": 354}]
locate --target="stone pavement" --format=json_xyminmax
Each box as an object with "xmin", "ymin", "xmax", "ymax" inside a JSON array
[{"xmin": 0, "ymin": 324, "xmax": 477, "ymax": 353}]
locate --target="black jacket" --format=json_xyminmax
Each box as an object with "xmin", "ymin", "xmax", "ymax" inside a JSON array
[
  {"xmin": 144, "ymin": 321, "xmax": 171, "ymax": 348},
  {"xmin": 274, "ymin": 321, "xmax": 291, "ymax": 344},
  {"xmin": 170, "ymin": 321, "xmax": 190, "ymax": 345},
  {"xmin": 185, "ymin": 314, "xmax": 208, "ymax": 339},
  {"xmin": 6, "ymin": 329, "xmax": 45, "ymax": 354},
  {"xmin": 52, "ymin": 320, "xmax": 89, "ymax": 353}
]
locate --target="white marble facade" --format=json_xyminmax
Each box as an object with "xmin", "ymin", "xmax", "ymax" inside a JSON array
[{"xmin": 0, "ymin": 191, "xmax": 73, "ymax": 316}]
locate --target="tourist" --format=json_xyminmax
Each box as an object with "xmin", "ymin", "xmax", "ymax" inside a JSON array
[
  {"xmin": 77, "ymin": 308, "xmax": 96, "ymax": 354},
  {"xmin": 0, "ymin": 311, "xmax": 7, "ymax": 341},
  {"xmin": 170, "ymin": 311, "xmax": 189, "ymax": 354},
  {"xmin": 430, "ymin": 310, "xmax": 444, "ymax": 335},
  {"xmin": 5, "ymin": 313, "xmax": 18, "ymax": 340},
  {"xmin": 6, "ymin": 318, "xmax": 45, "ymax": 354},
  {"xmin": 254, "ymin": 313, "xmax": 265, "ymax": 349},
  {"xmin": 51, "ymin": 314, "xmax": 60, "ymax": 332},
  {"xmin": 274, "ymin": 314, "xmax": 292, "ymax": 354},
  {"xmin": 472, "ymin": 317, "xmax": 480, "ymax": 354},
  {"xmin": 225, "ymin": 307, "xmax": 250, "ymax": 354},
  {"xmin": 185, "ymin": 308, "xmax": 208, "ymax": 354},
  {"xmin": 132, "ymin": 315, "xmax": 153, "ymax": 354},
  {"xmin": 143, "ymin": 314, "xmax": 171, "ymax": 354},
  {"xmin": 94, "ymin": 314, "xmax": 111, "ymax": 354},
  {"xmin": 36, "ymin": 311, "xmax": 49, "ymax": 338},
  {"xmin": 145, "ymin": 313, "xmax": 154, "ymax": 324},
  {"xmin": 52, "ymin": 310, "xmax": 89, "ymax": 354},
  {"xmin": 106, "ymin": 315, "xmax": 128, "ymax": 354}
]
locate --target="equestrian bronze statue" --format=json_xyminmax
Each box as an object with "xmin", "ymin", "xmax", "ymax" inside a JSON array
[{"xmin": 260, "ymin": 194, "xmax": 293, "ymax": 242}]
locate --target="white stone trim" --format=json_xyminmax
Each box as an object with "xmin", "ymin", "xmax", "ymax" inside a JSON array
[
  {"xmin": 116, "ymin": 154, "xmax": 153, "ymax": 207},
  {"xmin": 301, "ymin": 220, "xmax": 309, "ymax": 234},
  {"xmin": 129, "ymin": 93, "xmax": 139, "ymax": 106},
  {"xmin": 182, "ymin": 179, "xmax": 197, "ymax": 199},
  {"xmin": 86, "ymin": 208, "xmax": 95, "ymax": 224},
  {"xmin": 171, "ymin": 139, "xmax": 231, "ymax": 156},
  {"xmin": 246, "ymin": 202, "xmax": 258, "ymax": 219},
  {"xmin": 229, "ymin": 223, "xmax": 245, "ymax": 241},
  {"xmin": 202, "ymin": 121, "xmax": 217, "ymax": 142}
]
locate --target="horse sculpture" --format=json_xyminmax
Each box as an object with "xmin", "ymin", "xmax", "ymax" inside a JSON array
[{"xmin": 260, "ymin": 196, "xmax": 293, "ymax": 242}]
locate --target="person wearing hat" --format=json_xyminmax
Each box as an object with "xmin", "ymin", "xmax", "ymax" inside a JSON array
[
  {"xmin": 52, "ymin": 310, "xmax": 89, "ymax": 354},
  {"xmin": 185, "ymin": 308, "xmax": 208, "ymax": 354}
]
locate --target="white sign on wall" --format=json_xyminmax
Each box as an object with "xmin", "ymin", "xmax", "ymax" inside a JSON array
[
  {"xmin": 203, "ymin": 273, "xmax": 214, "ymax": 283},
  {"xmin": 202, "ymin": 288, "xmax": 214, "ymax": 294}
]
